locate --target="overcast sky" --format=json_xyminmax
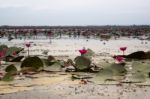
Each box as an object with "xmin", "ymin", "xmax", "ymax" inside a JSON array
[{"xmin": 0, "ymin": 0, "xmax": 150, "ymax": 25}]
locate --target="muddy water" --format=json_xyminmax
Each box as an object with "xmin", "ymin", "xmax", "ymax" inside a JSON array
[{"xmin": 0, "ymin": 84, "xmax": 150, "ymax": 99}]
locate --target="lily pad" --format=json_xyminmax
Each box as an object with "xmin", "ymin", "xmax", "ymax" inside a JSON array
[
  {"xmin": 84, "ymin": 48, "xmax": 95, "ymax": 59},
  {"xmin": 91, "ymin": 69, "xmax": 118, "ymax": 84},
  {"xmin": 74, "ymin": 56, "xmax": 91, "ymax": 70},
  {"xmin": 2, "ymin": 73, "xmax": 14, "ymax": 81},
  {"xmin": 21, "ymin": 56, "xmax": 44, "ymax": 72},
  {"xmin": 43, "ymin": 62, "xmax": 62, "ymax": 72},
  {"xmin": 5, "ymin": 64, "xmax": 17, "ymax": 74},
  {"xmin": 132, "ymin": 61, "xmax": 150, "ymax": 75},
  {"xmin": 122, "ymin": 73, "xmax": 146, "ymax": 83},
  {"xmin": 109, "ymin": 63, "xmax": 127, "ymax": 76}
]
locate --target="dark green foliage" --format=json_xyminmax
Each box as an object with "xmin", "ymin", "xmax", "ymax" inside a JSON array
[
  {"xmin": 21, "ymin": 56, "xmax": 44, "ymax": 71},
  {"xmin": 5, "ymin": 64, "xmax": 17, "ymax": 74},
  {"xmin": 114, "ymin": 51, "xmax": 150, "ymax": 60},
  {"xmin": 126, "ymin": 51, "xmax": 146, "ymax": 59},
  {"xmin": 145, "ymin": 51, "xmax": 150, "ymax": 59},
  {"xmin": 74, "ymin": 56, "xmax": 91, "ymax": 70}
]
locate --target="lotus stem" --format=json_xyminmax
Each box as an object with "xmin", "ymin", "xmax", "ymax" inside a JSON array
[{"xmin": 28, "ymin": 47, "xmax": 29, "ymax": 57}]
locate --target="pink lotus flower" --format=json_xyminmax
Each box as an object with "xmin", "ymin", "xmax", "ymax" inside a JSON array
[
  {"xmin": 120, "ymin": 47, "xmax": 127, "ymax": 51},
  {"xmin": 79, "ymin": 48, "xmax": 87, "ymax": 55},
  {"xmin": 25, "ymin": 43, "xmax": 31, "ymax": 48},
  {"xmin": 114, "ymin": 56, "xmax": 125, "ymax": 63},
  {"xmin": 120, "ymin": 47, "xmax": 127, "ymax": 55}
]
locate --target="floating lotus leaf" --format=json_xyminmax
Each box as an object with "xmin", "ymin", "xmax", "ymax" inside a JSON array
[
  {"xmin": 91, "ymin": 69, "xmax": 115, "ymax": 84},
  {"xmin": 132, "ymin": 61, "xmax": 150, "ymax": 75},
  {"xmin": 43, "ymin": 55, "xmax": 56, "ymax": 66},
  {"xmin": 74, "ymin": 56, "xmax": 91, "ymax": 70},
  {"xmin": 43, "ymin": 62, "xmax": 62, "ymax": 72},
  {"xmin": 91, "ymin": 62, "xmax": 126, "ymax": 84},
  {"xmin": 56, "ymin": 60, "xmax": 65, "ymax": 67},
  {"xmin": 122, "ymin": 73, "xmax": 146, "ymax": 83},
  {"xmin": 84, "ymin": 49, "xmax": 95, "ymax": 59},
  {"xmin": 21, "ymin": 56, "xmax": 44, "ymax": 72},
  {"xmin": 95, "ymin": 69, "xmax": 113, "ymax": 80},
  {"xmin": 100, "ymin": 62, "xmax": 126, "ymax": 76},
  {"xmin": 109, "ymin": 63, "xmax": 127, "ymax": 76},
  {"xmin": 2, "ymin": 73, "xmax": 14, "ymax": 81},
  {"xmin": 43, "ymin": 59, "xmax": 56, "ymax": 66},
  {"xmin": 5, "ymin": 64, "xmax": 17, "ymax": 74},
  {"xmin": 21, "ymin": 67, "xmax": 39, "ymax": 73}
]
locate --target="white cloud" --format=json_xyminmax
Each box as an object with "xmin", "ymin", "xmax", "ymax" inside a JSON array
[{"xmin": 0, "ymin": 0, "xmax": 150, "ymax": 25}]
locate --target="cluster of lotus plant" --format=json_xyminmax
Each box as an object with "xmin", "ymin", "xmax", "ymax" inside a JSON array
[
  {"xmin": 0, "ymin": 47, "xmax": 99, "ymax": 81},
  {"xmin": 0, "ymin": 45, "xmax": 24, "ymax": 62},
  {"xmin": 0, "ymin": 45, "xmax": 24, "ymax": 81},
  {"xmin": 1, "ymin": 44, "xmax": 150, "ymax": 83}
]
